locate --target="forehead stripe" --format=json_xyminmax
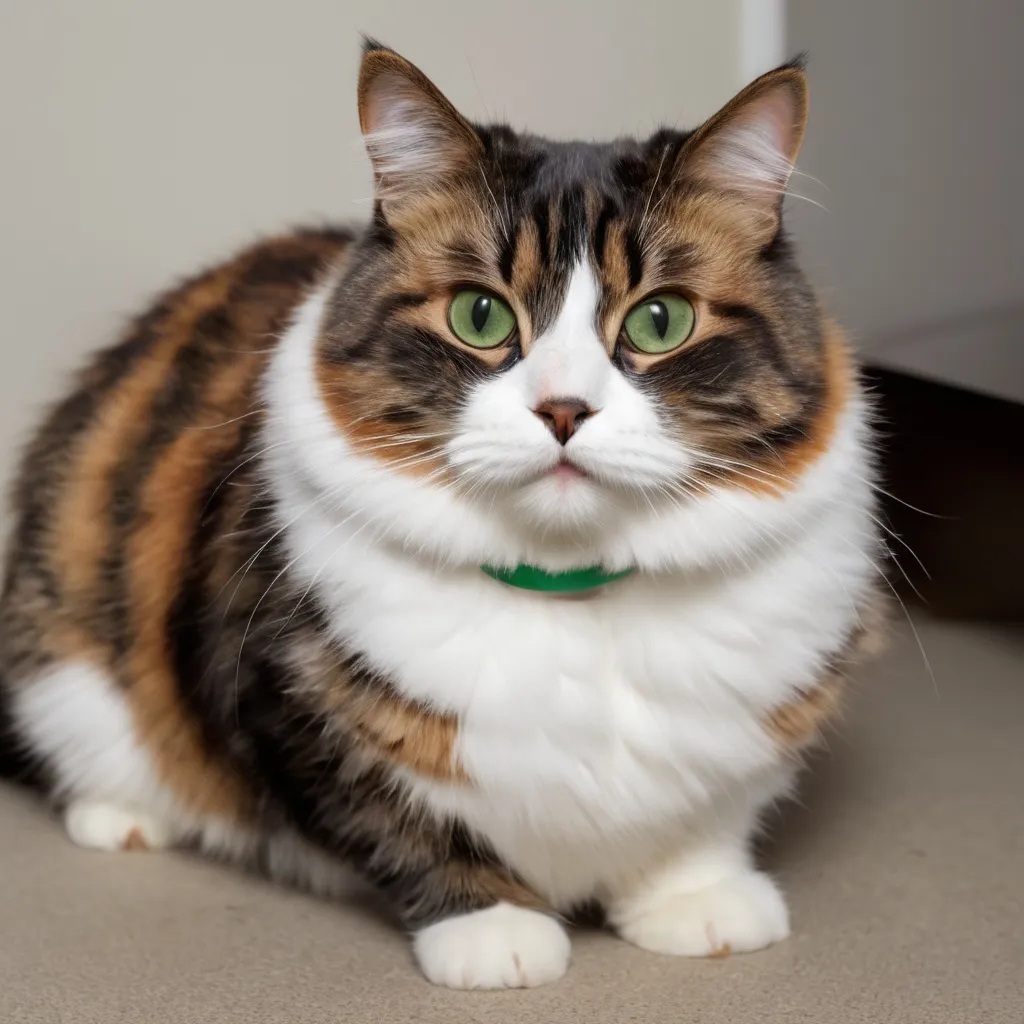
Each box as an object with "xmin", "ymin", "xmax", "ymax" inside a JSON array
[
  {"xmin": 532, "ymin": 201, "xmax": 551, "ymax": 267},
  {"xmin": 593, "ymin": 197, "xmax": 619, "ymax": 270},
  {"xmin": 498, "ymin": 219, "xmax": 520, "ymax": 284},
  {"xmin": 624, "ymin": 225, "xmax": 645, "ymax": 290},
  {"xmin": 555, "ymin": 186, "xmax": 587, "ymax": 267}
]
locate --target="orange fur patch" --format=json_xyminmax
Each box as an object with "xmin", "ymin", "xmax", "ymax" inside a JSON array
[
  {"xmin": 766, "ymin": 593, "xmax": 887, "ymax": 751},
  {"xmin": 354, "ymin": 694, "xmax": 467, "ymax": 784},
  {"xmin": 765, "ymin": 675, "xmax": 844, "ymax": 750},
  {"xmin": 317, "ymin": 359, "xmax": 448, "ymax": 477},
  {"xmin": 123, "ymin": 355, "xmax": 264, "ymax": 822}
]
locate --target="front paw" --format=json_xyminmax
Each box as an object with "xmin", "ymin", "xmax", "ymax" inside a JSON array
[
  {"xmin": 611, "ymin": 870, "xmax": 790, "ymax": 957},
  {"xmin": 413, "ymin": 902, "xmax": 570, "ymax": 989}
]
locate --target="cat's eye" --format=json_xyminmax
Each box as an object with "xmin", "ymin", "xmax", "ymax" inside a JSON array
[
  {"xmin": 448, "ymin": 289, "xmax": 517, "ymax": 349},
  {"xmin": 622, "ymin": 294, "xmax": 695, "ymax": 354}
]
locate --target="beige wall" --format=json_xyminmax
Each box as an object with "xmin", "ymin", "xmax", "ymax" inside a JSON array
[
  {"xmin": 787, "ymin": 0, "xmax": 1024, "ymax": 401},
  {"xmin": 0, "ymin": 0, "xmax": 775, "ymax": 489}
]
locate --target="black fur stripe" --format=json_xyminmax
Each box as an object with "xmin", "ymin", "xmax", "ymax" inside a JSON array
[
  {"xmin": 532, "ymin": 201, "xmax": 551, "ymax": 266},
  {"xmin": 498, "ymin": 220, "xmax": 521, "ymax": 283},
  {"xmin": 656, "ymin": 243, "xmax": 698, "ymax": 279},
  {"xmin": 709, "ymin": 302, "xmax": 802, "ymax": 390},
  {"xmin": 624, "ymin": 226, "xmax": 645, "ymax": 290},
  {"xmin": 645, "ymin": 334, "xmax": 753, "ymax": 396},
  {"xmin": 593, "ymin": 197, "xmax": 618, "ymax": 269},
  {"xmin": 555, "ymin": 186, "xmax": 587, "ymax": 268},
  {"xmin": 379, "ymin": 292, "xmax": 429, "ymax": 320},
  {"xmin": 0, "ymin": 671, "xmax": 50, "ymax": 788}
]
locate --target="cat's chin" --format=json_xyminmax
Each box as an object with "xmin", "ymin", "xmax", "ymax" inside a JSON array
[{"xmin": 509, "ymin": 468, "xmax": 610, "ymax": 531}]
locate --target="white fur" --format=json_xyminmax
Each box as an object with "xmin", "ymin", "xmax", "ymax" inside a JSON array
[
  {"xmin": 413, "ymin": 903, "xmax": 570, "ymax": 989},
  {"xmin": 261, "ymin": 262, "xmax": 878, "ymax": 943},
  {"xmin": 616, "ymin": 869, "xmax": 790, "ymax": 956},
  {"xmin": 13, "ymin": 662, "xmax": 198, "ymax": 846},
  {"xmin": 363, "ymin": 73, "xmax": 462, "ymax": 198},
  {"xmin": 705, "ymin": 120, "xmax": 794, "ymax": 194},
  {"xmin": 697, "ymin": 91, "xmax": 797, "ymax": 197},
  {"xmin": 64, "ymin": 800, "xmax": 175, "ymax": 851}
]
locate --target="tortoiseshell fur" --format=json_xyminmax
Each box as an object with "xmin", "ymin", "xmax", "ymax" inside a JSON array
[
  {"xmin": 0, "ymin": 43, "xmax": 884, "ymax": 975},
  {"xmin": 0, "ymin": 227, "xmax": 549, "ymax": 923}
]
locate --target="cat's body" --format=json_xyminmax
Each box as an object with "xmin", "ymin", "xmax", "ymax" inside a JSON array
[{"xmin": 0, "ymin": 44, "xmax": 883, "ymax": 988}]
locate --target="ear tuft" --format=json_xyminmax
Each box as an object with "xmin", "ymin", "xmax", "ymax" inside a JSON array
[
  {"xmin": 361, "ymin": 35, "xmax": 391, "ymax": 56},
  {"xmin": 784, "ymin": 51, "xmax": 809, "ymax": 73},
  {"xmin": 682, "ymin": 64, "xmax": 808, "ymax": 226},
  {"xmin": 358, "ymin": 49, "xmax": 481, "ymax": 207}
]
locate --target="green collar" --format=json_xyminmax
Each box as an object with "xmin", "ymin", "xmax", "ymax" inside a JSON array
[{"xmin": 481, "ymin": 563, "xmax": 634, "ymax": 593}]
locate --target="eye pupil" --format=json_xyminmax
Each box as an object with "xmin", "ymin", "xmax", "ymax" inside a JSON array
[
  {"xmin": 649, "ymin": 301, "xmax": 669, "ymax": 339},
  {"xmin": 471, "ymin": 295, "xmax": 491, "ymax": 332}
]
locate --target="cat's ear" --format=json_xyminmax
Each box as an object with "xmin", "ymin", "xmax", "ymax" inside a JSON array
[
  {"xmin": 680, "ymin": 61, "xmax": 808, "ymax": 236},
  {"xmin": 358, "ymin": 41, "xmax": 483, "ymax": 208}
]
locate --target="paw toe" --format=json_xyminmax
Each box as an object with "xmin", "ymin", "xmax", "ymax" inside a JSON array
[{"xmin": 64, "ymin": 801, "xmax": 173, "ymax": 852}]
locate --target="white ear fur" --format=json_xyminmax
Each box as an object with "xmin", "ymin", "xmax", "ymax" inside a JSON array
[
  {"xmin": 359, "ymin": 54, "xmax": 480, "ymax": 204},
  {"xmin": 685, "ymin": 72, "xmax": 807, "ymax": 215},
  {"xmin": 699, "ymin": 92, "xmax": 797, "ymax": 194},
  {"xmin": 363, "ymin": 73, "xmax": 456, "ymax": 180}
]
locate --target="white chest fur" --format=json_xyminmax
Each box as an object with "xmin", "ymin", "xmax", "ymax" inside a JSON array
[{"xmin": 281, "ymin": 494, "xmax": 871, "ymax": 905}]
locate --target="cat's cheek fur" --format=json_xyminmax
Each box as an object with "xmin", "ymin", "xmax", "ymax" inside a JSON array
[
  {"xmin": 413, "ymin": 903, "xmax": 571, "ymax": 990},
  {"xmin": 271, "ymin": 278, "xmax": 874, "ymax": 581}
]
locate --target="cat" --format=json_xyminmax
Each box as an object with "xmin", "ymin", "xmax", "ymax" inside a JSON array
[{"xmin": 0, "ymin": 40, "xmax": 884, "ymax": 989}]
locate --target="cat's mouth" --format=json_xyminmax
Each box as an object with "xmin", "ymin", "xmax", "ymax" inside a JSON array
[{"xmin": 546, "ymin": 459, "xmax": 588, "ymax": 483}]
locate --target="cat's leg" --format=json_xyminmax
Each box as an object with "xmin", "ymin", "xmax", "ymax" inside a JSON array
[
  {"xmin": 11, "ymin": 661, "xmax": 190, "ymax": 853},
  {"xmin": 607, "ymin": 792, "xmax": 790, "ymax": 958}
]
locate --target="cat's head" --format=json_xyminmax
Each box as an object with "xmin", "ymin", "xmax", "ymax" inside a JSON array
[{"xmin": 291, "ymin": 43, "xmax": 855, "ymax": 572}]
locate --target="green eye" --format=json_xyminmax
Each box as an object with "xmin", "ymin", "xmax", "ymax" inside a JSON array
[
  {"xmin": 623, "ymin": 294, "xmax": 695, "ymax": 354},
  {"xmin": 448, "ymin": 289, "xmax": 517, "ymax": 349}
]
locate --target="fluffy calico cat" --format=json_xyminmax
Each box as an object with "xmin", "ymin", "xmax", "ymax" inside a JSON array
[{"xmin": 0, "ymin": 42, "xmax": 883, "ymax": 988}]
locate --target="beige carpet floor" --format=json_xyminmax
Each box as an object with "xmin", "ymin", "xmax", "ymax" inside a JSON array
[{"xmin": 1, "ymin": 615, "xmax": 1022, "ymax": 1023}]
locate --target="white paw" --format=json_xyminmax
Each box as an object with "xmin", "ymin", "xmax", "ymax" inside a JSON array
[
  {"xmin": 413, "ymin": 902, "xmax": 570, "ymax": 989},
  {"xmin": 64, "ymin": 800, "xmax": 175, "ymax": 852},
  {"xmin": 613, "ymin": 870, "xmax": 790, "ymax": 957}
]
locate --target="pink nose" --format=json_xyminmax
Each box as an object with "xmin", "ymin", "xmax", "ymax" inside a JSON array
[{"xmin": 532, "ymin": 399, "xmax": 593, "ymax": 445}]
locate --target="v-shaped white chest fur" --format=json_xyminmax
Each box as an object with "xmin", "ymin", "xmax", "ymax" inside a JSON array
[{"xmin": 280, "ymin": 492, "xmax": 871, "ymax": 905}]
